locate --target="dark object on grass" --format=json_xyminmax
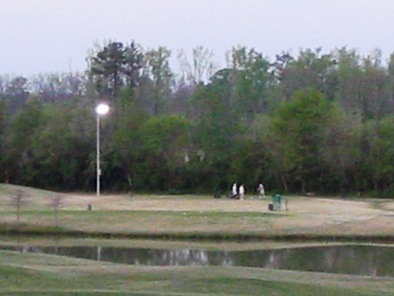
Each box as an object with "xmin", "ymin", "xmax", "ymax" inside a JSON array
[
  {"xmin": 227, "ymin": 192, "xmax": 240, "ymax": 199},
  {"xmin": 168, "ymin": 189, "xmax": 183, "ymax": 195}
]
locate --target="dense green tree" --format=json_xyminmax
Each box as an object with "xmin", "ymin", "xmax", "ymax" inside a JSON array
[
  {"xmin": 267, "ymin": 89, "xmax": 334, "ymax": 193},
  {"xmin": 0, "ymin": 100, "xmax": 8, "ymax": 182},
  {"xmin": 29, "ymin": 103, "xmax": 94, "ymax": 190},
  {"xmin": 189, "ymin": 81, "xmax": 241, "ymax": 190},
  {"xmin": 2, "ymin": 76, "xmax": 30, "ymax": 113},
  {"xmin": 318, "ymin": 105, "xmax": 362, "ymax": 193},
  {"xmin": 8, "ymin": 101, "xmax": 46, "ymax": 185},
  {"xmin": 275, "ymin": 48, "xmax": 336, "ymax": 102},
  {"xmin": 226, "ymin": 46, "xmax": 272, "ymax": 120},
  {"xmin": 386, "ymin": 53, "xmax": 394, "ymax": 117},
  {"xmin": 122, "ymin": 41, "xmax": 144, "ymax": 89},
  {"xmin": 333, "ymin": 48, "xmax": 363, "ymax": 113},
  {"xmin": 363, "ymin": 116, "xmax": 394, "ymax": 193},
  {"xmin": 143, "ymin": 47, "xmax": 173, "ymax": 115},
  {"xmin": 170, "ymin": 83, "xmax": 195, "ymax": 116},
  {"xmin": 250, "ymin": 114, "xmax": 283, "ymax": 191},
  {"xmin": 88, "ymin": 41, "xmax": 143, "ymax": 98},
  {"xmin": 359, "ymin": 50, "xmax": 390, "ymax": 120},
  {"xmin": 110, "ymin": 98, "xmax": 149, "ymax": 190},
  {"xmin": 89, "ymin": 41, "xmax": 125, "ymax": 98},
  {"xmin": 1, "ymin": 43, "xmax": 393, "ymax": 196},
  {"xmin": 139, "ymin": 115, "xmax": 192, "ymax": 190}
]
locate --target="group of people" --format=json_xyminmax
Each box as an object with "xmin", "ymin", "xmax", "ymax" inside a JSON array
[
  {"xmin": 229, "ymin": 183, "xmax": 266, "ymax": 200},
  {"xmin": 230, "ymin": 183, "xmax": 245, "ymax": 199}
]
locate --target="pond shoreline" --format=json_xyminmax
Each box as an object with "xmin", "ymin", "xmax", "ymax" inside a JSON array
[{"xmin": 1, "ymin": 228, "xmax": 394, "ymax": 243}]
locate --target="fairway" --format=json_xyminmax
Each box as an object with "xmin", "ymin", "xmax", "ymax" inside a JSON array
[
  {"xmin": 1, "ymin": 183, "xmax": 394, "ymax": 238},
  {"xmin": 0, "ymin": 184, "xmax": 394, "ymax": 295}
]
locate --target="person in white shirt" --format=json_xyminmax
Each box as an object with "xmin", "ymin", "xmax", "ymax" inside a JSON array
[
  {"xmin": 257, "ymin": 183, "xmax": 265, "ymax": 198},
  {"xmin": 232, "ymin": 183, "xmax": 238, "ymax": 198},
  {"xmin": 239, "ymin": 184, "xmax": 245, "ymax": 200}
]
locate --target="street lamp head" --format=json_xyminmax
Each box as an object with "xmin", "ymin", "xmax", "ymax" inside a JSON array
[{"xmin": 95, "ymin": 103, "xmax": 110, "ymax": 116}]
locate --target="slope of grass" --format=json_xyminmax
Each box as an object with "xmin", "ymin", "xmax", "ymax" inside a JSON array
[
  {"xmin": 0, "ymin": 250, "xmax": 392, "ymax": 296},
  {"xmin": 1, "ymin": 184, "xmax": 393, "ymax": 295},
  {"xmin": 1, "ymin": 183, "xmax": 394, "ymax": 242}
]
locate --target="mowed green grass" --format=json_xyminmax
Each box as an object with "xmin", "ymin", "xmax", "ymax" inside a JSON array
[
  {"xmin": 0, "ymin": 183, "xmax": 280, "ymax": 237},
  {"xmin": 1, "ymin": 250, "xmax": 393, "ymax": 296},
  {"xmin": 1, "ymin": 184, "xmax": 394, "ymax": 295},
  {"xmin": 1, "ymin": 210, "xmax": 278, "ymax": 237},
  {"xmin": 2, "ymin": 183, "xmax": 394, "ymax": 239}
]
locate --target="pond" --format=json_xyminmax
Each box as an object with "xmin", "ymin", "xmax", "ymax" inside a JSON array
[{"xmin": 3, "ymin": 244, "xmax": 394, "ymax": 277}]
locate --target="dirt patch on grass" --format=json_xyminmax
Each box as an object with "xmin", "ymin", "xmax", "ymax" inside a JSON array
[{"xmin": 378, "ymin": 200, "xmax": 394, "ymax": 211}]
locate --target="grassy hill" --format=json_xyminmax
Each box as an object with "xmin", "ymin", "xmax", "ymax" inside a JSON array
[
  {"xmin": 1, "ymin": 184, "xmax": 394, "ymax": 295},
  {"xmin": 0, "ymin": 183, "xmax": 394, "ymax": 240}
]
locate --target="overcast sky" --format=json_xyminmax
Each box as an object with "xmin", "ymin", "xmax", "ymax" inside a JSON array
[{"xmin": 1, "ymin": 0, "xmax": 393, "ymax": 76}]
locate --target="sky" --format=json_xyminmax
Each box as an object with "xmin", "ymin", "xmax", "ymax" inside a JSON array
[{"xmin": 1, "ymin": 0, "xmax": 393, "ymax": 76}]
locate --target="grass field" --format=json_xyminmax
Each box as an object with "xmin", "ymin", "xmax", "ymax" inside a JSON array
[
  {"xmin": 0, "ymin": 183, "xmax": 394, "ymax": 295},
  {"xmin": 1, "ymin": 249, "xmax": 394, "ymax": 296},
  {"xmin": 1, "ymin": 183, "xmax": 394, "ymax": 238}
]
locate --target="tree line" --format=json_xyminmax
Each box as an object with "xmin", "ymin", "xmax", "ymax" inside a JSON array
[{"xmin": 0, "ymin": 42, "xmax": 393, "ymax": 197}]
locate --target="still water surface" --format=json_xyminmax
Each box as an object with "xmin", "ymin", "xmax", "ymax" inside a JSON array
[{"xmin": 4, "ymin": 244, "xmax": 394, "ymax": 277}]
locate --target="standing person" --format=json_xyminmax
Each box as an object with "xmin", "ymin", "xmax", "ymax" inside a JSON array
[
  {"xmin": 239, "ymin": 184, "xmax": 245, "ymax": 200},
  {"xmin": 232, "ymin": 183, "xmax": 238, "ymax": 199},
  {"xmin": 257, "ymin": 183, "xmax": 265, "ymax": 198}
]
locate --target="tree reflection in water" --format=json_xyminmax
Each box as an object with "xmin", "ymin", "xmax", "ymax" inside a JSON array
[{"xmin": 3, "ymin": 244, "xmax": 394, "ymax": 277}]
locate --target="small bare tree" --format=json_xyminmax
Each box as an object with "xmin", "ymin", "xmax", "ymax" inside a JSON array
[
  {"xmin": 10, "ymin": 189, "xmax": 29, "ymax": 223},
  {"xmin": 49, "ymin": 195, "xmax": 63, "ymax": 227}
]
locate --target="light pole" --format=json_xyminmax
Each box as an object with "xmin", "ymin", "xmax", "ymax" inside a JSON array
[{"xmin": 95, "ymin": 103, "xmax": 110, "ymax": 197}]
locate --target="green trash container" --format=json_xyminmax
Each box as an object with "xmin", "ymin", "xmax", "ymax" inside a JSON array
[{"xmin": 272, "ymin": 194, "xmax": 282, "ymax": 211}]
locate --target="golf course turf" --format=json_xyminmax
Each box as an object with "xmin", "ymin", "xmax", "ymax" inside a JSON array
[{"xmin": 0, "ymin": 184, "xmax": 393, "ymax": 295}]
